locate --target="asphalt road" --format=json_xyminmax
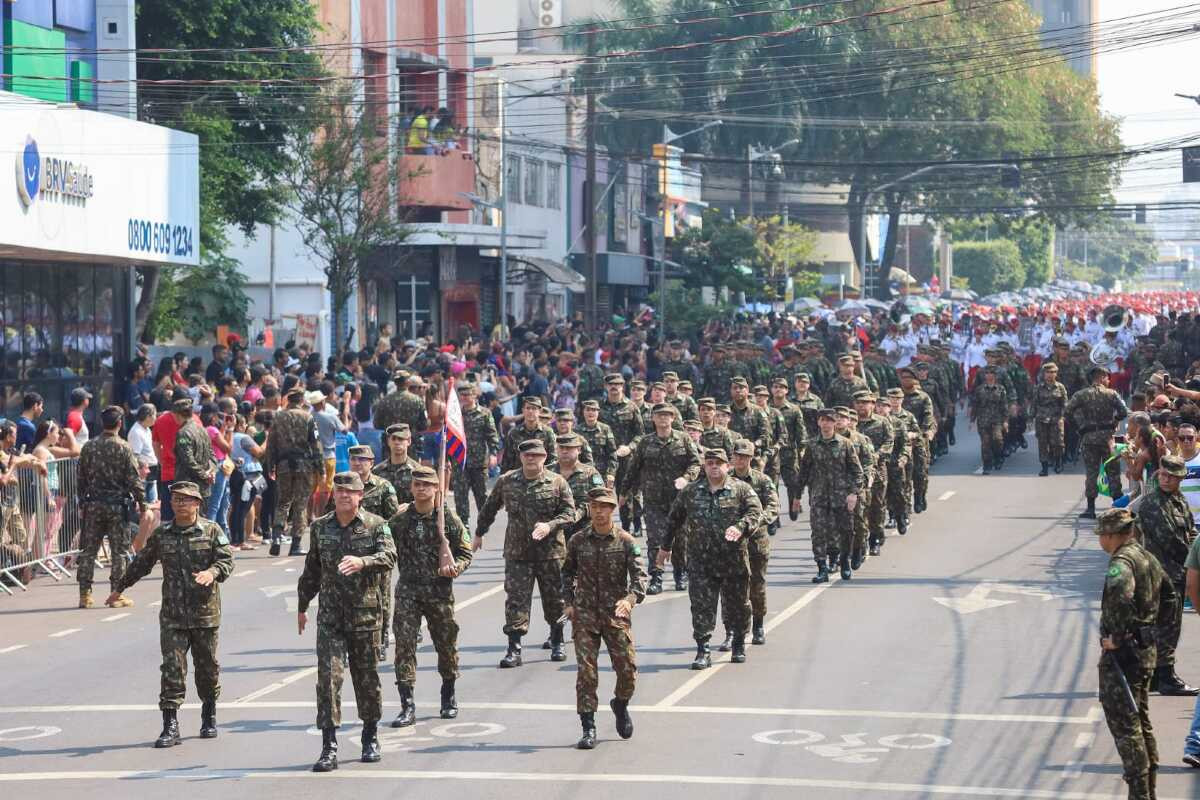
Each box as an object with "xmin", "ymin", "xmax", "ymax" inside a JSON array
[{"xmin": 3, "ymin": 422, "xmax": 1200, "ymax": 799}]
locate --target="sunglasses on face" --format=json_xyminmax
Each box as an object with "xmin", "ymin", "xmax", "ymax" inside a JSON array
[{"xmin": 1179, "ymin": 436, "xmax": 1195, "ymax": 441}]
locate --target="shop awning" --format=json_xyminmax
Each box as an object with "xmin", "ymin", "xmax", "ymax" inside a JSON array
[{"xmin": 510, "ymin": 256, "xmax": 587, "ymax": 293}]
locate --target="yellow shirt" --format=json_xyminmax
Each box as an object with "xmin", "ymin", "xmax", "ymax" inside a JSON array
[{"xmin": 407, "ymin": 115, "xmax": 429, "ymax": 150}]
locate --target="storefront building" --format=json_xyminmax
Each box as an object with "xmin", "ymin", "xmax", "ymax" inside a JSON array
[{"xmin": 0, "ymin": 94, "xmax": 199, "ymax": 422}]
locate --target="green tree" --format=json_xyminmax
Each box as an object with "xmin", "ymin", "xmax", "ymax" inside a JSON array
[
  {"xmin": 134, "ymin": 0, "xmax": 324, "ymax": 340},
  {"xmin": 946, "ymin": 215, "xmax": 1053, "ymax": 286},
  {"xmin": 753, "ymin": 215, "xmax": 820, "ymax": 300},
  {"xmin": 1061, "ymin": 219, "xmax": 1158, "ymax": 286},
  {"xmin": 285, "ymin": 86, "xmax": 413, "ymax": 354},
  {"xmin": 953, "ymin": 240, "xmax": 1025, "ymax": 295},
  {"xmin": 668, "ymin": 208, "xmax": 761, "ymax": 294}
]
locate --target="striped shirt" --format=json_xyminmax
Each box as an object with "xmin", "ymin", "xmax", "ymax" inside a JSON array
[{"xmin": 1181, "ymin": 451, "xmax": 1200, "ymax": 525}]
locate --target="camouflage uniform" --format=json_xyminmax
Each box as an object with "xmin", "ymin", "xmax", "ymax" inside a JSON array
[
  {"xmin": 173, "ymin": 419, "xmax": 215, "ymax": 500},
  {"xmin": 702, "ymin": 359, "xmax": 737, "ymax": 404},
  {"xmin": 889, "ymin": 404, "xmax": 919, "ymax": 518},
  {"xmin": 728, "ymin": 400, "xmax": 770, "ymax": 470},
  {"xmin": 600, "ymin": 393, "xmax": 645, "ymax": 530},
  {"xmin": 773, "ymin": 399, "xmax": 807, "ymax": 499},
  {"xmin": 856, "ymin": 413, "xmax": 894, "ymax": 550},
  {"xmin": 699, "ymin": 425, "xmax": 739, "ymax": 462},
  {"xmin": 665, "ymin": 475, "xmax": 763, "ymax": 643},
  {"xmin": 552, "ymin": 460, "xmax": 607, "ymax": 539},
  {"xmin": 576, "ymin": 420, "xmax": 618, "ymax": 484},
  {"xmin": 1033, "ymin": 379, "xmax": 1068, "ymax": 465},
  {"xmin": 1134, "ymin": 486, "xmax": 1194, "ymax": 672},
  {"xmin": 618, "ymin": 429, "xmax": 701, "ymax": 579},
  {"xmin": 825, "ymin": 375, "xmax": 871, "ymax": 410},
  {"xmin": 792, "ymin": 392, "xmax": 824, "ymax": 439},
  {"xmin": 576, "ymin": 363, "xmax": 606, "ymax": 405},
  {"xmin": 902, "ymin": 385, "xmax": 937, "ymax": 509},
  {"xmin": 667, "ymin": 392, "xmax": 699, "ymax": 423},
  {"xmin": 728, "ymin": 466, "xmax": 777, "ymax": 624},
  {"xmin": 1066, "ymin": 383, "xmax": 1127, "ymax": 503},
  {"xmin": 389, "ymin": 502, "xmax": 472, "ymax": 688},
  {"xmin": 475, "ymin": 467, "xmax": 576, "ymax": 637},
  {"xmin": 451, "ymin": 404, "xmax": 500, "ymax": 526},
  {"xmin": 77, "ymin": 431, "xmax": 145, "ymax": 594},
  {"xmin": 373, "ymin": 390, "xmax": 428, "ymax": 439},
  {"xmin": 842, "ymin": 425, "xmax": 876, "ymax": 557},
  {"xmin": 1098, "ymin": 531, "xmax": 1176, "ymax": 798},
  {"xmin": 759, "ymin": 402, "xmax": 788, "ymax": 482},
  {"xmin": 971, "ymin": 381, "xmax": 1009, "ymax": 470},
  {"xmin": 373, "ymin": 456, "xmax": 419, "ymax": 505},
  {"xmin": 500, "ymin": 423, "xmax": 557, "ymax": 473},
  {"xmin": 562, "ymin": 522, "xmax": 647, "ymax": 713},
  {"xmin": 297, "ymin": 507, "xmax": 396, "ymax": 729},
  {"xmin": 1004, "ymin": 359, "xmax": 1032, "ymax": 451},
  {"xmin": 264, "ymin": 404, "xmax": 322, "ymax": 543},
  {"xmin": 325, "ymin": 474, "xmax": 400, "ymax": 648},
  {"xmin": 797, "ymin": 433, "xmax": 864, "ymax": 567},
  {"xmin": 114, "ymin": 514, "xmax": 234, "ymax": 710}
]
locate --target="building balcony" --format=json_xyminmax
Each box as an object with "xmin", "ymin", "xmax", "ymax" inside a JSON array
[{"xmin": 397, "ymin": 149, "xmax": 475, "ymax": 212}]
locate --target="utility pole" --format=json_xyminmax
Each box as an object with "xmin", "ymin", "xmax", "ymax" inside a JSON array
[{"xmin": 584, "ymin": 33, "xmax": 598, "ymax": 331}]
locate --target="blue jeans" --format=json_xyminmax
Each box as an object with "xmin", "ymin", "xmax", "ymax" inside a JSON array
[
  {"xmin": 207, "ymin": 470, "xmax": 231, "ymax": 536},
  {"xmin": 1186, "ymin": 693, "xmax": 1200, "ymax": 757}
]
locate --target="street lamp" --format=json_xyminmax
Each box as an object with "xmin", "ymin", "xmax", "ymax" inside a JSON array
[
  {"xmin": 663, "ymin": 119, "xmax": 723, "ymax": 146},
  {"xmin": 747, "ymin": 140, "xmax": 798, "ymax": 219}
]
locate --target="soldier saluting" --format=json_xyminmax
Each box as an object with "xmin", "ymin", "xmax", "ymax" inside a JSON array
[{"xmin": 108, "ymin": 480, "xmax": 233, "ymax": 748}]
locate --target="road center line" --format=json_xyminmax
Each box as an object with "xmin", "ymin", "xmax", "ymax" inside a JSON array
[
  {"xmin": 272, "ymin": 559, "xmax": 290, "ymax": 566},
  {"xmin": 47, "ymin": 629, "xmax": 81, "ymax": 638},
  {"xmin": 0, "ymin": 645, "xmax": 28, "ymax": 654},
  {"xmin": 455, "ymin": 584, "xmax": 504, "ymax": 611},
  {"xmin": 233, "ymin": 570, "xmax": 258, "ymax": 578},
  {"xmin": 100, "ymin": 613, "xmax": 130, "ymax": 622},
  {"xmin": 0, "ymin": 768, "xmax": 1185, "ymax": 798},
  {"xmin": 654, "ymin": 586, "xmax": 829, "ymax": 709},
  {"xmin": 937, "ymin": 491, "xmax": 955, "ymax": 501},
  {"xmin": 232, "ymin": 667, "xmax": 318, "ymax": 705}
]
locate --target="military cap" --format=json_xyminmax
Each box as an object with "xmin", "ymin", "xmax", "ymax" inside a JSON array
[
  {"xmin": 817, "ymin": 408, "xmax": 838, "ymax": 420},
  {"xmin": 715, "ymin": 404, "xmax": 732, "ymax": 414},
  {"xmin": 837, "ymin": 354, "xmax": 855, "ymax": 365},
  {"xmin": 411, "ymin": 465, "xmax": 440, "ymax": 485},
  {"xmin": 170, "ymin": 481, "xmax": 203, "ymax": 501},
  {"xmin": 1041, "ymin": 362, "xmax": 1059, "ymax": 372},
  {"xmin": 554, "ymin": 408, "xmax": 574, "ymax": 419},
  {"xmin": 630, "ymin": 380, "xmax": 647, "ymax": 390},
  {"xmin": 730, "ymin": 376, "xmax": 749, "ymax": 387},
  {"xmin": 898, "ymin": 366, "xmax": 917, "ymax": 378},
  {"xmin": 394, "ymin": 369, "xmax": 412, "ymax": 381},
  {"xmin": 753, "ymin": 385, "xmax": 769, "ymax": 396},
  {"xmin": 1095, "ymin": 508, "xmax": 1136, "ymax": 535},
  {"xmin": 587, "ymin": 486, "xmax": 619, "ymax": 506},
  {"xmin": 386, "ymin": 423, "xmax": 412, "ymax": 438},
  {"xmin": 1161, "ymin": 454, "xmax": 1187, "ymax": 477},
  {"xmin": 885, "ymin": 388, "xmax": 905, "ymax": 398},
  {"xmin": 538, "ymin": 408, "xmax": 553, "ymax": 419},
  {"xmin": 1087, "ymin": 365, "xmax": 1109, "ymax": 380},
  {"xmin": 702, "ymin": 447, "xmax": 729, "ymax": 463},
  {"xmin": 984, "ymin": 348, "xmax": 1000, "ymax": 357},
  {"xmin": 678, "ymin": 380, "xmax": 693, "ymax": 390},
  {"xmin": 285, "ymin": 386, "xmax": 306, "ymax": 399},
  {"xmin": 332, "ymin": 472, "xmax": 365, "ymax": 491},
  {"xmin": 771, "ymin": 377, "xmax": 789, "ymax": 388},
  {"xmin": 833, "ymin": 405, "xmax": 850, "ymax": 415},
  {"xmin": 1052, "ymin": 336, "xmax": 1069, "ymax": 347},
  {"xmin": 171, "ymin": 397, "xmax": 194, "ymax": 414},
  {"xmin": 518, "ymin": 439, "xmax": 548, "ymax": 456},
  {"xmin": 733, "ymin": 439, "xmax": 755, "ymax": 457},
  {"xmin": 852, "ymin": 390, "xmax": 876, "ymax": 402},
  {"xmin": 781, "ymin": 345, "xmax": 799, "ymax": 357},
  {"xmin": 455, "ymin": 383, "xmax": 476, "ymax": 394},
  {"xmin": 522, "ymin": 397, "xmax": 543, "ymax": 409},
  {"xmin": 661, "ymin": 371, "xmax": 679, "ymax": 381},
  {"xmin": 348, "ymin": 444, "xmax": 375, "ymax": 459},
  {"xmin": 580, "ymin": 399, "xmax": 600, "ymax": 410},
  {"xmin": 697, "ymin": 396, "xmax": 716, "ymax": 408},
  {"xmin": 913, "ymin": 361, "xmax": 930, "ymax": 371},
  {"xmin": 651, "ymin": 402, "xmax": 675, "ymax": 415},
  {"xmin": 683, "ymin": 420, "xmax": 703, "ymax": 432},
  {"xmin": 556, "ymin": 433, "xmax": 584, "ymax": 448},
  {"xmin": 604, "ymin": 373, "xmax": 626, "ymax": 385},
  {"xmin": 839, "ymin": 408, "xmax": 858, "ymax": 421},
  {"xmin": 794, "ymin": 372, "xmax": 812, "ymax": 383},
  {"xmin": 650, "ymin": 382, "xmax": 667, "ymax": 392},
  {"xmin": 668, "ymin": 339, "xmax": 684, "ymax": 348}
]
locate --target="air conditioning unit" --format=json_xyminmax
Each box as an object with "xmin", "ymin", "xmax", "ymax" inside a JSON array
[{"xmin": 537, "ymin": 0, "xmax": 562, "ymax": 28}]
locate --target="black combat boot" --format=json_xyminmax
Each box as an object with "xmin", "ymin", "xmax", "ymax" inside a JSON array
[
  {"xmin": 499, "ymin": 634, "xmax": 523, "ymax": 668},
  {"xmin": 1038, "ymin": 462, "xmax": 1049, "ymax": 477},
  {"xmin": 287, "ymin": 534, "xmax": 303, "ymax": 557},
  {"xmin": 360, "ymin": 721, "xmax": 382, "ymax": 763},
  {"xmin": 1154, "ymin": 665, "xmax": 1199, "ymax": 696},
  {"xmin": 440, "ymin": 679, "xmax": 458, "ymax": 719},
  {"xmin": 155, "ymin": 708, "xmax": 181, "ymax": 748},
  {"xmin": 1078, "ymin": 498, "xmax": 1096, "ymax": 519},
  {"xmin": 811, "ymin": 562, "xmax": 830, "ymax": 584},
  {"xmin": 391, "ymin": 685, "xmax": 415, "ymax": 727},
  {"xmin": 850, "ymin": 549, "xmax": 864, "ymax": 571},
  {"xmin": 1149, "ymin": 767, "xmax": 1158, "ymax": 799},
  {"xmin": 312, "ymin": 727, "xmax": 338, "ymax": 772},
  {"xmin": 787, "ymin": 487, "xmax": 799, "ymax": 521},
  {"xmin": 869, "ymin": 539, "xmax": 882, "ymax": 557},
  {"xmin": 610, "ymin": 698, "xmax": 634, "ymax": 739},
  {"xmin": 897, "ymin": 514, "xmax": 909, "ymax": 536},
  {"xmin": 199, "ymin": 700, "xmax": 218, "ymax": 739},
  {"xmin": 717, "ymin": 629, "xmax": 733, "ymax": 652},
  {"xmin": 646, "ymin": 572, "xmax": 663, "ymax": 596},
  {"xmin": 268, "ymin": 526, "xmax": 282, "ymax": 557},
  {"xmin": 948, "ymin": 428, "xmax": 956, "ymax": 446},
  {"xmin": 673, "ymin": 563, "xmax": 688, "ymax": 591},
  {"xmin": 982, "ymin": 465, "xmax": 991, "ymax": 475},
  {"xmin": 730, "ymin": 633, "xmax": 747, "ymax": 664},
  {"xmin": 751, "ymin": 616, "xmax": 766, "ymax": 646},
  {"xmin": 690, "ymin": 642, "xmax": 711, "ymax": 670},
  {"xmin": 1125, "ymin": 772, "xmax": 1150, "ymax": 800},
  {"xmin": 577, "ymin": 713, "xmax": 597, "ymax": 749},
  {"xmin": 1054, "ymin": 457, "xmax": 1063, "ymax": 474},
  {"xmin": 550, "ymin": 623, "xmax": 567, "ymax": 662},
  {"xmin": 839, "ymin": 554, "xmax": 852, "ymax": 581}
]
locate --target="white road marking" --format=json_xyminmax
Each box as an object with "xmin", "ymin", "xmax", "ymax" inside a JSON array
[
  {"xmin": 231, "ymin": 666, "xmax": 318, "ymax": 705},
  {"xmin": 937, "ymin": 491, "xmax": 955, "ymax": 501},
  {"xmin": 655, "ymin": 587, "xmax": 829, "ymax": 708},
  {"xmin": 638, "ymin": 590, "xmax": 690, "ymax": 606},
  {"xmin": 0, "ymin": 726, "xmax": 60, "ymax": 741},
  {"xmin": 0, "ymin": 768, "xmax": 1189, "ymax": 798},
  {"xmin": 0, "ymin": 700, "xmax": 1101, "ymax": 724},
  {"xmin": 149, "ymin": 601, "xmax": 162, "ymax": 608},
  {"xmin": 0, "ymin": 645, "xmax": 28, "ymax": 654},
  {"xmin": 1085, "ymin": 705, "xmax": 1103, "ymax": 723},
  {"xmin": 933, "ymin": 582, "xmax": 1076, "ymax": 615},
  {"xmin": 284, "ymin": 568, "xmax": 296, "ymax": 573},
  {"xmin": 47, "ymin": 629, "xmax": 81, "ymax": 638},
  {"xmin": 455, "ymin": 584, "xmax": 504, "ymax": 611},
  {"xmin": 1072, "ymin": 732, "xmax": 1095, "ymax": 749},
  {"xmin": 259, "ymin": 585, "xmax": 294, "ymax": 598},
  {"xmin": 1064, "ymin": 731, "xmax": 1097, "ymax": 779},
  {"xmin": 233, "ymin": 569, "xmax": 258, "ymax": 578},
  {"xmin": 100, "ymin": 613, "xmax": 130, "ymax": 623},
  {"xmin": 273, "ymin": 559, "xmax": 290, "ymax": 566}
]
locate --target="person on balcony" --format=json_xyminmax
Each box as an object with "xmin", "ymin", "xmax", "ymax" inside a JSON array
[{"xmin": 407, "ymin": 106, "xmax": 433, "ymax": 154}]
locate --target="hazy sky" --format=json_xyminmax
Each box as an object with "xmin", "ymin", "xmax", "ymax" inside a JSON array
[{"xmin": 1096, "ymin": 0, "xmax": 1200, "ymax": 202}]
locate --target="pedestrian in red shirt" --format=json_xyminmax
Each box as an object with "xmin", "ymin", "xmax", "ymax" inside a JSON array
[{"xmin": 152, "ymin": 408, "xmax": 182, "ymax": 521}]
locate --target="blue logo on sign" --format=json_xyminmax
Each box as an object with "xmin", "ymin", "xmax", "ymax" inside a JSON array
[{"xmin": 16, "ymin": 135, "xmax": 40, "ymax": 208}]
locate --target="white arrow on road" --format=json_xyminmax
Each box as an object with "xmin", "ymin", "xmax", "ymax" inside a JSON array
[
  {"xmin": 259, "ymin": 585, "xmax": 294, "ymax": 599},
  {"xmin": 933, "ymin": 582, "xmax": 1074, "ymax": 615}
]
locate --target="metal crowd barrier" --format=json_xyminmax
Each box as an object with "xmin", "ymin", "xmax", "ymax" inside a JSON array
[{"xmin": 0, "ymin": 457, "xmax": 83, "ymax": 595}]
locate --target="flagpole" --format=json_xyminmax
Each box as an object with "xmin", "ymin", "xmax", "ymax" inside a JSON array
[{"xmin": 437, "ymin": 377, "xmax": 454, "ymax": 573}]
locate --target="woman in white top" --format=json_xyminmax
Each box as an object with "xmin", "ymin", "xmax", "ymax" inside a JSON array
[
  {"xmin": 127, "ymin": 404, "xmax": 158, "ymax": 503},
  {"xmin": 32, "ymin": 420, "xmax": 80, "ymax": 557}
]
